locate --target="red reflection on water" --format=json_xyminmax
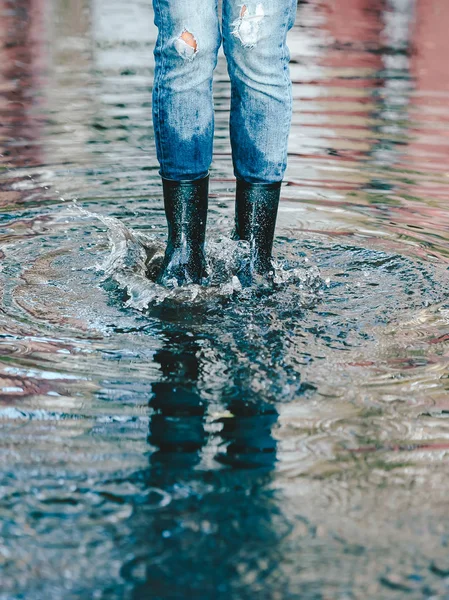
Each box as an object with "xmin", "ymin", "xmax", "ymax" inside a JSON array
[
  {"xmin": 407, "ymin": 0, "xmax": 449, "ymax": 173},
  {"xmin": 0, "ymin": 0, "xmax": 46, "ymax": 169},
  {"xmin": 321, "ymin": 0, "xmax": 385, "ymax": 69},
  {"xmin": 395, "ymin": 0, "xmax": 449, "ymax": 236},
  {"xmin": 412, "ymin": 0, "xmax": 449, "ymax": 94},
  {"xmin": 315, "ymin": 0, "xmax": 385, "ymax": 164}
]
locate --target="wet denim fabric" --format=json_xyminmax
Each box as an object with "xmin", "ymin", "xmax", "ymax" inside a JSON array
[{"xmin": 152, "ymin": 0, "xmax": 297, "ymax": 184}]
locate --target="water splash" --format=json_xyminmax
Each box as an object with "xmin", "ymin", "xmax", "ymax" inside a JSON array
[{"xmin": 88, "ymin": 210, "xmax": 324, "ymax": 311}]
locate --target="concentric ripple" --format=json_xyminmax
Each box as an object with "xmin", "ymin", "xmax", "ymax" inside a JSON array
[{"xmin": 2, "ymin": 0, "xmax": 449, "ymax": 598}]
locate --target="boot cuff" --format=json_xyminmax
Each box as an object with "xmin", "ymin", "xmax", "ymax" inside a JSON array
[
  {"xmin": 236, "ymin": 179, "xmax": 282, "ymax": 191},
  {"xmin": 162, "ymin": 173, "xmax": 209, "ymax": 187}
]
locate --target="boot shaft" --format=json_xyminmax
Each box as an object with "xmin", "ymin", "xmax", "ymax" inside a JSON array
[
  {"xmin": 162, "ymin": 175, "xmax": 209, "ymax": 250},
  {"xmin": 235, "ymin": 179, "xmax": 281, "ymax": 274},
  {"xmin": 159, "ymin": 175, "xmax": 209, "ymax": 286}
]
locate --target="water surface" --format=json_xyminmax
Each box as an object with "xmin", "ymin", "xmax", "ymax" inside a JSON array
[{"xmin": 1, "ymin": 0, "xmax": 449, "ymax": 598}]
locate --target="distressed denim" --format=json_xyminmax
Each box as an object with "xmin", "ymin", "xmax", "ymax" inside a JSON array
[{"xmin": 152, "ymin": 0, "xmax": 297, "ymax": 184}]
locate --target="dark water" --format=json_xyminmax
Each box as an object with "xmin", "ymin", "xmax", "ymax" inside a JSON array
[{"xmin": 2, "ymin": 0, "xmax": 449, "ymax": 598}]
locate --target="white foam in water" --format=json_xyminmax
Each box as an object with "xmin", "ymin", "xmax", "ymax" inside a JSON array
[{"xmin": 78, "ymin": 208, "xmax": 324, "ymax": 310}]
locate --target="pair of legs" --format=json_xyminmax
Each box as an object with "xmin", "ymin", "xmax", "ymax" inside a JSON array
[{"xmin": 152, "ymin": 0, "xmax": 297, "ymax": 285}]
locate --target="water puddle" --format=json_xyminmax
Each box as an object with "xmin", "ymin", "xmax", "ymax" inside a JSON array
[{"xmin": 1, "ymin": 0, "xmax": 449, "ymax": 597}]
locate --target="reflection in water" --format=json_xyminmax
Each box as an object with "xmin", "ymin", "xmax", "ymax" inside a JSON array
[
  {"xmin": 2, "ymin": 0, "xmax": 449, "ymax": 598},
  {"xmin": 369, "ymin": 0, "xmax": 414, "ymax": 170},
  {"xmin": 127, "ymin": 322, "xmax": 282, "ymax": 597},
  {"xmin": 149, "ymin": 324, "xmax": 279, "ymax": 472},
  {"xmin": 0, "ymin": 0, "xmax": 45, "ymax": 169}
]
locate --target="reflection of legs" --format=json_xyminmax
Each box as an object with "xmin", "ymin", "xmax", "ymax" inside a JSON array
[
  {"xmin": 213, "ymin": 310, "xmax": 299, "ymax": 469},
  {"xmin": 152, "ymin": 0, "xmax": 221, "ymax": 284},
  {"xmin": 129, "ymin": 326, "xmax": 285, "ymax": 597},
  {"xmin": 148, "ymin": 332, "xmax": 207, "ymax": 478}
]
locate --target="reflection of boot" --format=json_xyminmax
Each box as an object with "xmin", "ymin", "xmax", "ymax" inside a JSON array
[
  {"xmin": 217, "ymin": 401, "xmax": 278, "ymax": 470},
  {"xmin": 157, "ymin": 175, "xmax": 209, "ymax": 286},
  {"xmin": 235, "ymin": 179, "xmax": 281, "ymax": 277},
  {"xmin": 149, "ymin": 339, "xmax": 207, "ymax": 476},
  {"xmin": 149, "ymin": 382, "xmax": 207, "ymax": 474}
]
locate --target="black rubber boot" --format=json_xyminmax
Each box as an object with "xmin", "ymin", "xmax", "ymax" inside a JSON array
[
  {"xmin": 158, "ymin": 175, "xmax": 209, "ymax": 286},
  {"xmin": 234, "ymin": 179, "xmax": 281, "ymax": 277}
]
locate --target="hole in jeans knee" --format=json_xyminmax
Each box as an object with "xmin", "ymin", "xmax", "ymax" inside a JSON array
[
  {"xmin": 180, "ymin": 30, "xmax": 197, "ymax": 51},
  {"xmin": 174, "ymin": 29, "xmax": 198, "ymax": 60},
  {"xmin": 232, "ymin": 3, "xmax": 265, "ymax": 48}
]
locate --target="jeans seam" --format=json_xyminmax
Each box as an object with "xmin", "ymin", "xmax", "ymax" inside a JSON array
[
  {"xmin": 153, "ymin": 0, "xmax": 166, "ymax": 172},
  {"xmin": 280, "ymin": 5, "xmax": 294, "ymax": 181}
]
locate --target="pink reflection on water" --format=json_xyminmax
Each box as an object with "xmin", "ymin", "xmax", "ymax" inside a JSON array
[{"xmin": 0, "ymin": 0, "xmax": 46, "ymax": 169}]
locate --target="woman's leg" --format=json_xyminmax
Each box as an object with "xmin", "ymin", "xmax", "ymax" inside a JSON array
[
  {"xmin": 152, "ymin": 0, "xmax": 221, "ymax": 181},
  {"xmin": 152, "ymin": 0, "xmax": 221, "ymax": 285},
  {"xmin": 222, "ymin": 0, "xmax": 297, "ymax": 184},
  {"xmin": 222, "ymin": 0, "xmax": 297, "ymax": 276}
]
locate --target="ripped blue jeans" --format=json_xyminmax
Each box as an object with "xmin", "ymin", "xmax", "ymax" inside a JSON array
[{"xmin": 152, "ymin": 0, "xmax": 297, "ymax": 184}]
